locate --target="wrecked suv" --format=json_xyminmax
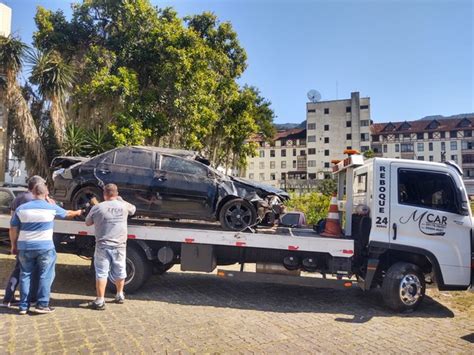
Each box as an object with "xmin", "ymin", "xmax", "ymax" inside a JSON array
[{"xmin": 52, "ymin": 146, "xmax": 289, "ymax": 231}]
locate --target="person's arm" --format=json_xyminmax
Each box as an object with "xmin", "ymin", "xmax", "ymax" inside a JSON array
[
  {"xmin": 85, "ymin": 205, "xmax": 96, "ymax": 226},
  {"xmin": 9, "ymin": 227, "xmax": 19, "ymax": 255},
  {"xmin": 117, "ymin": 196, "xmax": 136, "ymax": 216},
  {"xmin": 53, "ymin": 204, "xmax": 82, "ymax": 220},
  {"xmin": 10, "ymin": 212, "xmax": 20, "ymax": 255},
  {"xmin": 66, "ymin": 210, "xmax": 83, "ymax": 219}
]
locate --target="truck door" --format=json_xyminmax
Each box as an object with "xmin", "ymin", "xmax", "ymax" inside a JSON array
[{"xmin": 389, "ymin": 163, "xmax": 472, "ymax": 287}]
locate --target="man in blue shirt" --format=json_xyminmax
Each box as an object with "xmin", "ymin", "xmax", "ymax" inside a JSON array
[
  {"xmin": 2, "ymin": 175, "xmax": 47, "ymax": 307},
  {"xmin": 10, "ymin": 183, "xmax": 82, "ymax": 314}
]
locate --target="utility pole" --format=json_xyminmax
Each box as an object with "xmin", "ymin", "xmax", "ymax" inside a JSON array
[{"xmin": 0, "ymin": 3, "xmax": 12, "ymax": 184}]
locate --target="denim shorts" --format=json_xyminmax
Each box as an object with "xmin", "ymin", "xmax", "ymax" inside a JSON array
[{"xmin": 94, "ymin": 246, "xmax": 127, "ymax": 281}]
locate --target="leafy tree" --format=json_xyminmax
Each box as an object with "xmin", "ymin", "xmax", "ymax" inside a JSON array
[
  {"xmin": 363, "ymin": 149, "xmax": 375, "ymax": 159},
  {"xmin": 285, "ymin": 192, "xmax": 331, "ymax": 225},
  {"xmin": 316, "ymin": 178, "xmax": 337, "ymax": 196}
]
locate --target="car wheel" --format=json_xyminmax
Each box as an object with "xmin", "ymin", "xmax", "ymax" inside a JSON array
[
  {"xmin": 219, "ymin": 198, "xmax": 257, "ymax": 231},
  {"xmin": 72, "ymin": 186, "xmax": 103, "ymax": 216}
]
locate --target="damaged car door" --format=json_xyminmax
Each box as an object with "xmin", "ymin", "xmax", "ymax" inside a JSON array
[{"xmin": 152, "ymin": 154, "xmax": 217, "ymax": 220}]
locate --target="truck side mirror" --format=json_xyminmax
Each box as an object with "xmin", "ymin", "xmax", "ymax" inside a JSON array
[{"xmin": 456, "ymin": 187, "xmax": 470, "ymax": 216}]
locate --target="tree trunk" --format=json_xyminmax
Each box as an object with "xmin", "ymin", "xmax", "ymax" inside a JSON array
[
  {"xmin": 4, "ymin": 73, "xmax": 49, "ymax": 179},
  {"xmin": 50, "ymin": 97, "xmax": 66, "ymax": 147}
]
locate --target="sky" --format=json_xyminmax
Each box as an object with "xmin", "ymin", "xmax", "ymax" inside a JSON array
[{"xmin": 3, "ymin": 0, "xmax": 474, "ymax": 124}]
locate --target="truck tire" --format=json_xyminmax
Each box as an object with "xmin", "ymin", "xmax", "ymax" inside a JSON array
[
  {"xmin": 108, "ymin": 246, "xmax": 152, "ymax": 294},
  {"xmin": 382, "ymin": 262, "xmax": 426, "ymax": 312}
]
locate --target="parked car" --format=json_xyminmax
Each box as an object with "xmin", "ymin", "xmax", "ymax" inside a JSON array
[
  {"xmin": 0, "ymin": 186, "xmax": 28, "ymax": 214},
  {"xmin": 52, "ymin": 146, "xmax": 289, "ymax": 231}
]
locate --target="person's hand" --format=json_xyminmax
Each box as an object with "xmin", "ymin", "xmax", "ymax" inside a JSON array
[
  {"xmin": 10, "ymin": 245, "xmax": 17, "ymax": 255},
  {"xmin": 90, "ymin": 197, "xmax": 99, "ymax": 206}
]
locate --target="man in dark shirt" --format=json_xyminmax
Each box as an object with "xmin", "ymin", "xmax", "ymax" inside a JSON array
[{"xmin": 1, "ymin": 176, "xmax": 47, "ymax": 307}]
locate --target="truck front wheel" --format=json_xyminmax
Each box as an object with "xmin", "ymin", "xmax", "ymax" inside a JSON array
[{"xmin": 382, "ymin": 262, "xmax": 426, "ymax": 312}]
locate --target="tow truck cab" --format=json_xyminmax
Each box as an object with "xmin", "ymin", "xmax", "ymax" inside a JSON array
[{"xmin": 344, "ymin": 157, "xmax": 473, "ymax": 297}]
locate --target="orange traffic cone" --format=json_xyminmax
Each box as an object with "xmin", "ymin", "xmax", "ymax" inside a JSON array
[{"xmin": 320, "ymin": 194, "xmax": 343, "ymax": 238}]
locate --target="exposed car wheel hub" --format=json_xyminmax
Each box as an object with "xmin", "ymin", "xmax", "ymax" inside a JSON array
[{"xmin": 226, "ymin": 203, "xmax": 252, "ymax": 228}]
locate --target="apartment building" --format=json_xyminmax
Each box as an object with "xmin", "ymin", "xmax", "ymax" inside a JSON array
[
  {"xmin": 371, "ymin": 115, "xmax": 474, "ymax": 194},
  {"xmin": 306, "ymin": 92, "xmax": 371, "ymax": 179},
  {"xmin": 243, "ymin": 128, "xmax": 307, "ymax": 186}
]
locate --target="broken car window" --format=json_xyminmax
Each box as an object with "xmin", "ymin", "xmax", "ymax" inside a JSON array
[
  {"xmin": 161, "ymin": 156, "xmax": 207, "ymax": 176},
  {"xmin": 115, "ymin": 149, "xmax": 153, "ymax": 169}
]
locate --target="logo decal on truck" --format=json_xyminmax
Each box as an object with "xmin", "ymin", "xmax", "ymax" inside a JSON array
[
  {"xmin": 375, "ymin": 165, "xmax": 388, "ymax": 228},
  {"xmin": 399, "ymin": 210, "xmax": 447, "ymax": 236}
]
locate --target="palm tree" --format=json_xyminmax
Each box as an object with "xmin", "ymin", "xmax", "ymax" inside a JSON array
[
  {"xmin": 0, "ymin": 35, "xmax": 49, "ymax": 178},
  {"xmin": 29, "ymin": 50, "xmax": 74, "ymax": 147}
]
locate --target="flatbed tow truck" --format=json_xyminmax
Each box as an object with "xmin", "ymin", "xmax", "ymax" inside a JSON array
[{"xmin": 1, "ymin": 152, "xmax": 473, "ymax": 312}]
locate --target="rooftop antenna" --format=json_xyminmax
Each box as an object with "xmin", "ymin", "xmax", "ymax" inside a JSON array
[{"xmin": 307, "ymin": 89, "xmax": 321, "ymax": 103}]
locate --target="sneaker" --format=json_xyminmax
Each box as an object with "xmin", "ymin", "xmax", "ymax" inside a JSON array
[
  {"xmin": 30, "ymin": 302, "xmax": 37, "ymax": 308},
  {"xmin": 114, "ymin": 294, "xmax": 125, "ymax": 304},
  {"xmin": 1, "ymin": 299, "xmax": 19, "ymax": 308},
  {"xmin": 19, "ymin": 309, "xmax": 27, "ymax": 315},
  {"xmin": 85, "ymin": 301, "xmax": 105, "ymax": 311},
  {"xmin": 33, "ymin": 306, "xmax": 55, "ymax": 314}
]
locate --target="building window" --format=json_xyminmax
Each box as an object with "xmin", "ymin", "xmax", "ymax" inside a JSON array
[
  {"xmin": 346, "ymin": 106, "xmax": 351, "ymax": 113},
  {"xmin": 270, "ymin": 161, "xmax": 275, "ymax": 169},
  {"xmin": 308, "ymin": 173, "xmax": 316, "ymax": 179},
  {"xmin": 249, "ymin": 173, "xmax": 254, "ymax": 179},
  {"xmin": 450, "ymin": 131, "xmax": 457, "ymax": 138},
  {"xmin": 451, "ymin": 155, "xmax": 457, "ymax": 162},
  {"xmin": 360, "ymin": 133, "xmax": 369, "ymax": 142},
  {"xmin": 270, "ymin": 173, "xmax": 276, "ymax": 180},
  {"xmin": 308, "ymin": 123, "xmax": 316, "ymax": 130},
  {"xmin": 324, "ymin": 150, "xmax": 329, "ymax": 156},
  {"xmin": 347, "ymin": 146, "xmax": 352, "ymax": 150},
  {"xmin": 259, "ymin": 162, "xmax": 265, "ymax": 169},
  {"xmin": 373, "ymin": 135, "xmax": 380, "ymax": 142},
  {"xmin": 281, "ymin": 172, "xmax": 286, "ymax": 180},
  {"xmin": 281, "ymin": 161, "xmax": 286, "ymax": 169},
  {"xmin": 360, "ymin": 105, "xmax": 369, "ymax": 109},
  {"xmin": 346, "ymin": 133, "xmax": 352, "ymax": 140},
  {"xmin": 395, "ymin": 144, "xmax": 400, "ymax": 152},
  {"xmin": 361, "ymin": 146, "xmax": 369, "ymax": 152},
  {"xmin": 401, "ymin": 143, "xmax": 414, "ymax": 152},
  {"xmin": 259, "ymin": 150, "xmax": 265, "ymax": 158},
  {"xmin": 417, "ymin": 143, "xmax": 424, "ymax": 152},
  {"xmin": 417, "ymin": 132, "xmax": 424, "ymax": 140},
  {"xmin": 324, "ymin": 137, "xmax": 329, "ymax": 144},
  {"xmin": 360, "ymin": 120, "xmax": 369, "ymax": 126},
  {"xmin": 346, "ymin": 121, "xmax": 352, "ymax": 128},
  {"xmin": 307, "ymin": 109, "xmax": 316, "ymax": 113},
  {"xmin": 281, "ymin": 149, "xmax": 286, "ymax": 157},
  {"xmin": 462, "ymin": 141, "xmax": 474, "ymax": 150},
  {"xmin": 249, "ymin": 162, "xmax": 254, "ymax": 170},
  {"xmin": 324, "ymin": 108, "xmax": 330, "ymax": 114},
  {"xmin": 428, "ymin": 132, "xmax": 433, "ymax": 139},
  {"xmin": 440, "ymin": 131, "xmax": 446, "ymax": 138},
  {"xmin": 417, "ymin": 156, "xmax": 424, "ymax": 161},
  {"xmin": 429, "ymin": 142, "xmax": 433, "ymax": 151},
  {"xmin": 324, "ymin": 124, "xmax": 329, "ymax": 131},
  {"xmin": 429, "ymin": 155, "xmax": 434, "ymax": 161},
  {"xmin": 307, "ymin": 135, "xmax": 316, "ymax": 142},
  {"xmin": 450, "ymin": 141, "xmax": 457, "ymax": 150},
  {"xmin": 270, "ymin": 150, "xmax": 275, "ymax": 157},
  {"xmin": 308, "ymin": 148, "xmax": 316, "ymax": 154},
  {"xmin": 300, "ymin": 149, "xmax": 306, "ymax": 156},
  {"xmin": 293, "ymin": 149, "xmax": 297, "ymax": 156},
  {"xmin": 441, "ymin": 142, "xmax": 446, "ymax": 151},
  {"xmin": 292, "ymin": 160, "xmax": 296, "ymax": 168},
  {"xmin": 324, "ymin": 162, "xmax": 330, "ymax": 168},
  {"xmin": 308, "ymin": 160, "xmax": 316, "ymax": 167},
  {"xmin": 383, "ymin": 145, "xmax": 387, "ymax": 153},
  {"xmin": 465, "ymin": 130, "xmax": 473, "ymax": 137},
  {"xmin": 259, "ymin": 173, "xmax": 265, "ymax": 181}
]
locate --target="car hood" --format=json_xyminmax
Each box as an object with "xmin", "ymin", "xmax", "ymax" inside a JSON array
[{"xmin": 229, "ymin": 176, "xmax": 290, "ymax": 199}]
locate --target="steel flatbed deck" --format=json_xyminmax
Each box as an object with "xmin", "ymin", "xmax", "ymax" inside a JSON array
[{"xmin": 0, "ymin": 214, "xmax": 354, "ymax": 258}]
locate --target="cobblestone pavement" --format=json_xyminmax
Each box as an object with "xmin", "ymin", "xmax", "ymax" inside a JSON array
[{"xmin": 0, "ymin": 251, "xmax": 473, "ymax": 354}]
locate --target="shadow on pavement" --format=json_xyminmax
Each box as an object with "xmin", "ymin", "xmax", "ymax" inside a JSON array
[{"xmin": 0, "ymin": 258, "xmax": 456, "ymax": 322}]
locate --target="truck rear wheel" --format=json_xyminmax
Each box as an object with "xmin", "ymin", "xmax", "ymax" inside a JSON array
[
  {"xmin": 382, "ymin": 262, "xmax": 426, "ymax": 312},
  {"xmin": 108, "ymin": 246, "xmax": 152, "ymax": 294}
]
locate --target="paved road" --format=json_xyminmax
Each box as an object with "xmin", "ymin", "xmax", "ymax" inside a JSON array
[{"xmin": 0, "ymin": 252, "xmax": 473, "ymax": 353}]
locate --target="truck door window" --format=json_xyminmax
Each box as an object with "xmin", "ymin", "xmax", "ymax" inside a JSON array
[
  {"xmin": 398, "ymin": 169, "xmax": 457, "ymax": 213},
  {"xmin": 354, "ymin": 173, "xmax": 367, "ymax": 194}
]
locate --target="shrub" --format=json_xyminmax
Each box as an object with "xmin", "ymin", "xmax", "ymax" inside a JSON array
[{"xmin": 285, "ymin": 192, "xmax": 331, "ymax": 225}]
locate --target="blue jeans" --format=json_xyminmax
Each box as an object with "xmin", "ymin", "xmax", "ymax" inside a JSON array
[
  {"xmin": 3, "ymin": 257, "xmax": 39, "ymax": 304},
  {"xmin": 18, "ymin": 249, "xmax": 57, "ymax": 310}
]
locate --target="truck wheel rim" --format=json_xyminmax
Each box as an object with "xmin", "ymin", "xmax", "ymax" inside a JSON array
[
  {"xmin": 399, "ymin": 274, "xmax": 422, "ymax": 306},
  {"xmin": 125, "ymin": 258, "xmax": 135, "ymax": 286}
]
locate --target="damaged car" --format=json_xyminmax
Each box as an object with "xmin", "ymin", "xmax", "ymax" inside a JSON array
[{"xmin": 52, "ymin": 146, "xmax": 289, "ymax": 231}]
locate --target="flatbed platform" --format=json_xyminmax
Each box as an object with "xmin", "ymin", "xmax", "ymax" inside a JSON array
[{"xmin": 0, "ymin": 214, "xmax": 355, "ymax": 258}]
